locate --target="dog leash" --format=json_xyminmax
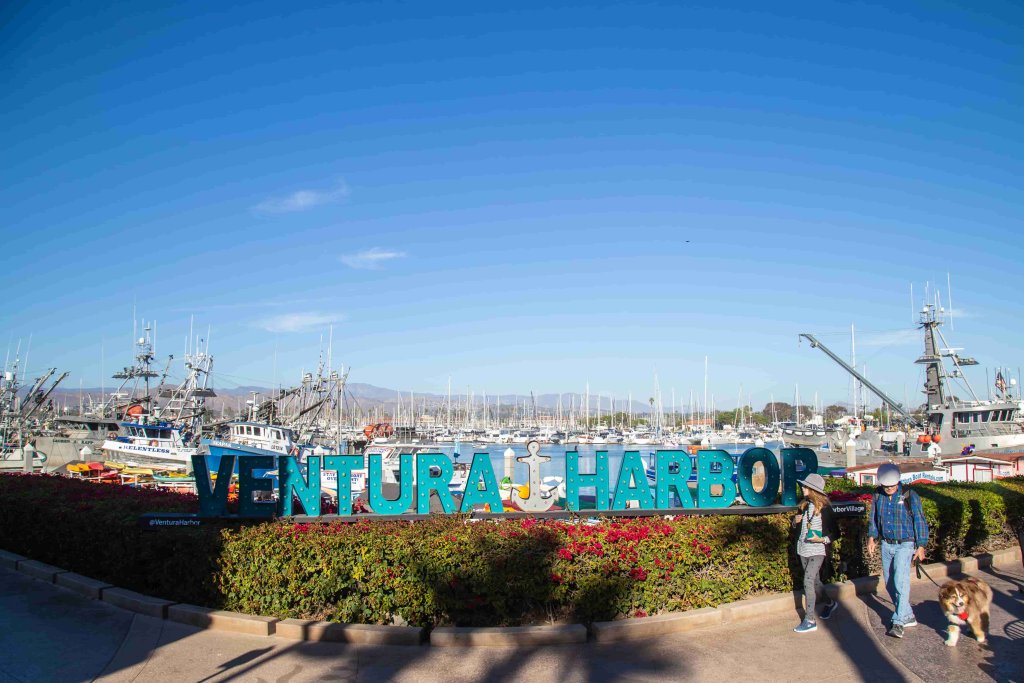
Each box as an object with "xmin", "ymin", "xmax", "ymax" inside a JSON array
[{"xmin": 915, "ymin": 558, "xmax": 942, "ymax": 588}]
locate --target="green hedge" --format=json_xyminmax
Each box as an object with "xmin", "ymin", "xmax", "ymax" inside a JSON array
[{"xmin": 1, "ymin": 473, "xmax": 1022, "ymax": 627}]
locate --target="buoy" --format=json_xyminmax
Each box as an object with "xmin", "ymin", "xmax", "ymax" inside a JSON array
[{"xmin": 932, "ymin": 435, "xmax": 942, "ymax": 443}]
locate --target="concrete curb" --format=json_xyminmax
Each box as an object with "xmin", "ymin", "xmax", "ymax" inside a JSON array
[
  {"xmin": 17, "ymin": 559, "xmax": 68, "ymax": 583},
  {"xmin": 591, "ymin": 607, "xmax": 721, "ymax": 642},
  {"xmin": 276, "ymin": 618, "xmax": 425, "ymax": 645},
  {"xmin": 3, "ymin": 543, "xmax": 1020, "ymax": 647},
  {"xmin": 0, "ymin": 549, "xmax": 25, "ymax": 570},
  {"xmin": 718, "ymin": 591, "xmax": 801, "ymax": 623},
  {"xmin": 168, "ymin": 604, "xmax": 278, "ymax": 636},
  {"xmin": 101, "ymin": 587, "xmax": 175, "ymax": 619},
  {"xmin": 55, "ymin": 572, "xmax": 114, "ymax": 600},
  {"xmin": 431, "ymin": 624, "xmax": 588, "ymax": 647}
]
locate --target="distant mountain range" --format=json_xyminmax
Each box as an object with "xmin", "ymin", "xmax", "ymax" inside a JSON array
[{"xmin": 47, "ymin": 381, "xmax": 661, "ymax": 414}]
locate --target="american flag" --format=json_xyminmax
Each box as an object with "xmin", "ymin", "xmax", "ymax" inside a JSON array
[{"xmin": 995, "ymin": 371, "xmax": 1007, "ymax": 393}]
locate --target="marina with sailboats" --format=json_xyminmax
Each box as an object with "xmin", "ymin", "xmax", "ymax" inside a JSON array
[{"xmin": 3, "ymin": 287, "xmax": 1023, "ymax": 506}]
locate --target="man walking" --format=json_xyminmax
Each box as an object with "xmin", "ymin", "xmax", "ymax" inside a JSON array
[{"xmin": 867, "ymin": 463, "xmax": 929, "ymax": 638}]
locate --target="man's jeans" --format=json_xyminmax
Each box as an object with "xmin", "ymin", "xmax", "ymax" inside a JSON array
[{"xmin": 881, "ymin": 540, "xmax": 915, "ymax": 625}]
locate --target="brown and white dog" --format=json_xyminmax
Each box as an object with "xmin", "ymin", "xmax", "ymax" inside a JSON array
[{"xmin": 938, "ymin": 577, "xmax": 993, "ymax": 646}]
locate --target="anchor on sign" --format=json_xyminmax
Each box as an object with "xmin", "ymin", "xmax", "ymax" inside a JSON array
[{"xmin": 515, "ymin": 440, "xmax": 555, "ymax": 512}]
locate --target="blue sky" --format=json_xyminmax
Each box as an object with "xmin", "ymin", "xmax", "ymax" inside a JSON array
[{"xmin": 2, "ymin": 1, "xmax": 1022, "ymax": 409}]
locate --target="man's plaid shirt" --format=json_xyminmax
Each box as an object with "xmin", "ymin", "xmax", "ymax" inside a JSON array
[{"xmin": 868, "ymin": 484, "xmax": 929, "ymax": 547}]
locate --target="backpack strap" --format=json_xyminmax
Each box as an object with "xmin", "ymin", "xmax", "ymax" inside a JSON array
[{"xmin": 902, "ymin": 490, "xmax": 920, "ymax": 544}]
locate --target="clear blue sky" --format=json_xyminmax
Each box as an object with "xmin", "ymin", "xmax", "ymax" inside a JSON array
[{"xmin": 2, "ymin": 1, "xmax": 1022, "ymax": 409}]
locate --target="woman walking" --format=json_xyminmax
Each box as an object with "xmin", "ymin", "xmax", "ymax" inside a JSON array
[{"xmin": 793, "ymin": 473, "xmax": 839, "ymax": 633}]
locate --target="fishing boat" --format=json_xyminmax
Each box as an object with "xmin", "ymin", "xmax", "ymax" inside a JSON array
[
  {"xmin": 0, "ymin": 350, "xmax": 69, "ymax": 472},
  {"xmin": 801, "ymin": 300, "xmax": 1024, "ymax": 458},
  {"xmin": 100, "ymin": 324, "xmax": 215, "ymax": 469}
]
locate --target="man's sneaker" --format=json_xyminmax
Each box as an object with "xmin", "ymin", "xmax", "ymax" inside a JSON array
[
  {"xmin": 794, "ymin": 619, "xmax": 817, "ymax": 633},
  {"xmin": 888, "ymin": 623, "xmax": 905, "ymax": 638},
  {"xmin": 903, "ymin": 618, "xmax": 918, "ymax": 627},
  {"xmin": 820, "ymin": 601, "xmax": 838, "ymax": 620}
]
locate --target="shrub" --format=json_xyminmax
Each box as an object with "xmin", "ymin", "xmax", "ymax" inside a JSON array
[{"xmin": 1, "ymin": 473, "xmax": 1021, "ymax": 627}]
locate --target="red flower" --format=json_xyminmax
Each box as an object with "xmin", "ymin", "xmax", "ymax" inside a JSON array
[{"xmin": 629, "ymin": 567, "xmax": 648, "ymax": 581}]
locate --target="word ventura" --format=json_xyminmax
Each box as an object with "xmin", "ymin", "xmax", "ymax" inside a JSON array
[{"xmin": 193, "ymin": 447, "xmax": 818, "ymax": 518}]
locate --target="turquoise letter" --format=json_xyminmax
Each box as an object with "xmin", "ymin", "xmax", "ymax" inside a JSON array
[
  {"xmin": 654, "ymin": 450, "xmax": 694, "ymax": 508},
  {"xmin": 737, "ymin": 447, "xmax": 781, "ymax": 507},
  {"xmin": 460, "ymin": 453, "xmax": 503, "ymax": 512},
  {"xmin": 781, "ymin": 447, "xmax": 818, "ymax": 506},
  {"xmin": 416, "ymin": 452, "xmax": 456, "ymax": 514},
  {"xmin": 278, "ymin": 455, "xmax": 321, "ymax": 516},
  {"xmin": 369, "ymin": 453, "xmax": 414, "ymax": 514},
  {"xmin": 238, "ymin": 455, "xmax": 276, "ymax": 518},
  {"xmin": 323, "ymin": 455, "xmax": 363, "ymax": 515},
  {"xmin": 193, "ymin": 455, "xmax": 234, "ymax": 517},
  {"xmin": 565, "ymin": 450, "xmax": 610, "ymax": 511},
  {"xmin": 612, "ymin": 450, "xmax": 655, "ymax": 510},
  {"xmin": 696, "ymin": 449, "xmax": 735, "ymax": 508}
]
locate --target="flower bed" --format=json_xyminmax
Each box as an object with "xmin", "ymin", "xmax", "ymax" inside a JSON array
[{"xmin": 1, "ymin": 472, "xmax": 1021, "ymax": 628}]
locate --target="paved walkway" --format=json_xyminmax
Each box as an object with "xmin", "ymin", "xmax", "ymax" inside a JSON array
[{"xmin": 1, "ymin": 564, "xmax": 1022, "ymax": 682}]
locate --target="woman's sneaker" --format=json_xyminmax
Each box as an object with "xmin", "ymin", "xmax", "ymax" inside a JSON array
[
  {"xmin": 794, "ymin": 619, "xmax": 817, "ymax": 633},
  {"xmin": 888, "ymin": 623, "xmax": 905, "ymax": 638},
  {"xmin": 820, "ymin": 601, "xmax": 838, "ymax": 620},
  {"xmin": 903, "ymin": 618, "xmax": 918, "ymax": 627}
]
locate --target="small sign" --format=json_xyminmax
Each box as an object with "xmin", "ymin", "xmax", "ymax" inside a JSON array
[
  {"xmin": 831, "ymin": 502, "xmax": 867, "ymax": 517},
  {"xmin": 140, "ymin": 513, "xmax": 204, "ymax": 529}
]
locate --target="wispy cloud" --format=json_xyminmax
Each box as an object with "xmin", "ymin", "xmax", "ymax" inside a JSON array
[
  {"xmin": 174, "ymin": 297, "xmax": 338, "ymax": 313},
  {"xmin": 257, "ymin": 312, "xmax": 343, "ymax": 333},
  {"xmin": 339, "ymin": 247, "xmax": 407, "ymax": 270},
  {"xmin": 253, "ymin": 179, "xmax": 349, "ymax": 215},
  {"xmin": 858, "ymin": 330, "xmax": 920, "ymax": 347},
  {"xmin": 946, "ymin": 307, "xmax": 974, "ymax": 319}
]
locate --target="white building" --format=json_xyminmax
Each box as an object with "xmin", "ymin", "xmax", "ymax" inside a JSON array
[
  {"xmin": 940, "ymin": 452, "xmax": 1024, "ymax": 483},
  {"xmin": 844, "ymin": 460, "xmax": 948, "ymax": 486}
]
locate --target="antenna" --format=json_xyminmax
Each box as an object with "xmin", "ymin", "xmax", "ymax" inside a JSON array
[{"xmin": 947, "ymin": 272, "xmax": 954, "ymax": 331}]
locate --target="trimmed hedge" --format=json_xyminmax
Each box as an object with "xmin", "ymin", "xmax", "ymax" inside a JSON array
[{"xmin": 1, "ymin": 473, "xmax": 1022, "ymax": 627}]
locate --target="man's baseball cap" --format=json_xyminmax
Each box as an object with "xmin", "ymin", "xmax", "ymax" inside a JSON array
[{"xmin": 877, "ymin": 463, "xmax": 901, "ymax": 487}]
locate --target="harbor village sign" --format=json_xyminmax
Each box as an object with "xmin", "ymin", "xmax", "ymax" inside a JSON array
[{"xmin": 188, "ymin": 444, "xmax": 820, "ymax": 519}]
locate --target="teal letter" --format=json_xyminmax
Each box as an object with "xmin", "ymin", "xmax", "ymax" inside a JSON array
[
  {"xmin": 238, "ymin": 455, "xmax": 276, "ymax": 518},
  {"xmin": 369, "ymin": 453, "xmax": 414, "ymax": 514},
  {"xmin": 193, "ymin": 455, "xmax": 234, "ymax": 517},
  {"xmin": 565, "ymin": 450, "xmax": 610, "ymax": 511},
  {"xmin": 278, "ymin": 455, "xmax": 321, "ymax": 516},
  {"xmin": 460, "ymin": 453, "xmax": 503, "ymax": 512},
  {"xmin": 416, "ymin": 452, "xmax": 456, "ymax": 514},
  {"xmin": 323, "ymin": 455, "xmax": 363, "ymax": 515},
  {"xmin": 654, "ymin": 450, "xmax": 694, "ymax": 508},
  {"xmin": 781, "ymin": 447, "xmax": 818, "ymax": 506},
  {"xmin": 737, "ymin": 447, "xmax": 781, "ymax": 507},
  {"xmin": 612, "ymin": 450, "xmax": 655, "ymax": 510},
  {"xmin": 696, "ymin": 449, "xmax": 735, "ymax": 508}
]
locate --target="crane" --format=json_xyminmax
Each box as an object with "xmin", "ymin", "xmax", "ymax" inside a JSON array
[{"xmin": 799, "ymin": 333, "xmax": 922, "ymax": 428}]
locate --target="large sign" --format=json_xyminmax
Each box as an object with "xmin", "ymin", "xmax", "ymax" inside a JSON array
[{"xmin": 191, "ymin": 447, "xmax": 820, "ymax": 518}]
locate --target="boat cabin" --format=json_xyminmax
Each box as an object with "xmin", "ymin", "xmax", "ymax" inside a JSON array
[{"xmin": 225, "ymin": 421, "xmax": 295, "ymax": 455}]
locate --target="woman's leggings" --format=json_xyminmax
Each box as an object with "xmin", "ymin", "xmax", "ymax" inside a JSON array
[{"xmin": 801, "ymin": 554, "xmax": 825, "ymax": 617}]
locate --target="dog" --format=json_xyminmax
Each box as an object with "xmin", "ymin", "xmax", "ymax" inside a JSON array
[{"xmin": 938, "ymin": 577, "xmax": 993, "ymax": 646}]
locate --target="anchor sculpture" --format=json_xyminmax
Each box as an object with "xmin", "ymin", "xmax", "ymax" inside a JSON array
[{"xmin": 515, "ymin": 440, "xmax": 556, "ymax": 512}]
